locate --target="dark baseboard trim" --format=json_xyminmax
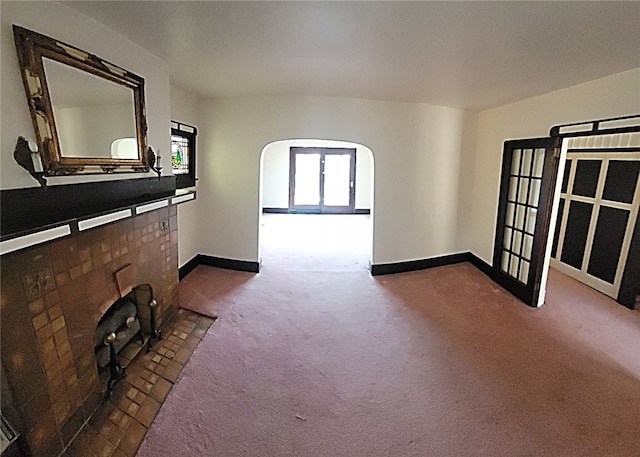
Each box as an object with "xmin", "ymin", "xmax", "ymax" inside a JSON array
[
  {"xmin": 181, "ymin": 251, "xmax": 493, "ymax": 280},
  {"xmin": 370, "ymin": 251, "xmax": 493, "ymax": 276},
  {"xmin": 370, "ymin": 252, "xmax": 469, "ymax": 276},
  {"xmin": 262, "ymin": 208, "xmax": 371, "ymax": 215},
  {"xmin": 179, "ymin": 254, "xmax": 261, "ymax": 279},
  {"xmin": 466, "ymin": 252, "xmax": 492, "ymax": 277},
  {"xmin": 179, "ymin": 255, "xmax": 201, "ymax": 280},
  {"xmin": 198, "ymin": 255, "xmax": 262, "ymax": 273}
]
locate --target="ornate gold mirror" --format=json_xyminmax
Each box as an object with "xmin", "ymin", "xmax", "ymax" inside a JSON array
[{"xmin": 13, "ymin": 26, "xmax": 151, "ymax": 176}]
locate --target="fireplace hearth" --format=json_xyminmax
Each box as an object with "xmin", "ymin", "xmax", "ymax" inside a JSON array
[{"xmin": 1, "ymin": 205, "xmax": 181, "ymax": 457}]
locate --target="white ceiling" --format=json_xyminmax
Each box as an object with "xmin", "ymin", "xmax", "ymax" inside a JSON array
[{"xmin": 64, "ymin": 1, "xmax": 640, "ymax": 111}]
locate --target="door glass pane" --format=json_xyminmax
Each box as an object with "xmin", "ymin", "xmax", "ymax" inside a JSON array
[
  {"xmin": 523, "ymin": 234, "xmax": 533, "ymax": 260},
  {"xmin": 529, "ymin": 179, "xmax": 540, "ymax": 206},
  {"xmin": 519, "ymin": 261, "xmax": 530, "ymax": 283},
  {"xmin": 587, "ymin": 206, "xmax": 630, "ymax": 283},
  {"xmin": 509, "ymin": 254, "xmax": 519, "ymax": 277},
  {"xmin": 294, "ymin": 153, "xmax": 321, "ymax": 205},
  {"xmin": 508, "ymin": 177, "xmax": 518, "ymax": 201},
  {"xmin": 602, "ymin": 160, "xmax": 640, "ymax": 204},
  {"xmin": 525, "ymin": 208, "xmax": 537, "ymax": 235},
  {"xmin": 572, "ymin": 160, "xmax": 602, "ymax": 198},
  {"xmin": 501, "ymin": 251, "xmax": 509, "ymax": 273},
  {"xmin": 521, "ymin": 149, "xmax": 533, "ymax": 176},
  {"xmin": 518, "ymin": 178, "xmax": 529, "ymax": 204},
  {"xmin": 511, "ymin": 149, "xmax": 521, "ymax": 175},
  {"xmin": 506, "ymin": 203, "xmax": 515, "ymax": 228},
  {"xmin": 503, "ymin": 227, "xmax": 512, "ymax": 250},
  {"xmin": 323, "ymin": 154, "xmax": 351, "ymax": 206},
  {"xmin": 515, "ymin": 205, "xmax": 525, "ymax": 230},
  {"xmin": 532, "ymin": 149, "xmax": 545, "ymax": 177},
  {"xmin": 560, "ymin": 200, "xmax": 593, "ymax": 269},
  {"xmin": 512, "ymin": 231, "xmax": 522, "ymax": 255}
]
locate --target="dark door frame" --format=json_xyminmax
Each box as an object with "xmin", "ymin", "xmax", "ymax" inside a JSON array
[{"xmin": 288, "ymin": 147, "xmax": 356, "ymax": 214}]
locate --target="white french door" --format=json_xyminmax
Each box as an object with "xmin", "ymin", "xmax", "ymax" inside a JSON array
[{"xmin": 550, "ymin": 139, "xmax": 640, "ymax": 299}]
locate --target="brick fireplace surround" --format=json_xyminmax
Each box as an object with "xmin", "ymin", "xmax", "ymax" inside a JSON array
[{"xmin": 1, "ymin": 205, "xmax": 184, "ymax": 457}]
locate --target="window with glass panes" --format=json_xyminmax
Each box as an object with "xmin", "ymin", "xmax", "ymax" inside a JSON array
[{"xmin": 171, "ymin": 121, "xmax": 197, "ymax": 188}]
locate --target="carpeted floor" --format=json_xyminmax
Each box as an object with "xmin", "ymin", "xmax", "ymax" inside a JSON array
[{"xmin": 136, "ymin": 214, "xmax": 640, "ymax": 457}]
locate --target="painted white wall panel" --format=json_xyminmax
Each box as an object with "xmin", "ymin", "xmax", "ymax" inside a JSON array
[
  {"xmin": 261, "ymin": 142, "xmax": 290, "ymax": 209},
  {"xmin": 184, "ymin": 96, "xmax": 477, "ymax": 265},
  {"xmin": 171, "ymin": 84, "xmax": 201, "ymax": 267}
]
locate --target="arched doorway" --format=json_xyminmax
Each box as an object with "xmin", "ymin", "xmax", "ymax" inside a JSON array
[{"xmin": 258, "ymin": 139, "xmax": 375, "ymax": 271}]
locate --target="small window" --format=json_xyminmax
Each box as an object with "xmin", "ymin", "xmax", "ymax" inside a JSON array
[{"xmin": 171, "ymin": 121, "xmax": 197, "ymax": 188}]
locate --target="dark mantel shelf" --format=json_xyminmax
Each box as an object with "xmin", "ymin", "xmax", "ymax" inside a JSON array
[{"xmin": 1, "ymin": 176, "xmax": 195, "ymax": 254}]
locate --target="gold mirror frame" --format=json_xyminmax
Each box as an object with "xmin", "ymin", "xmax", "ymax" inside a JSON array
[{"xmin": 13, "ymin": 25, "xmax": 151, "ymax": 176}]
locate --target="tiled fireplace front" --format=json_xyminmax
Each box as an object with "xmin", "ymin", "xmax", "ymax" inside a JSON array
[{"xmin": 1, "ymin": 205, "xmax": 180, "ymax": 457}]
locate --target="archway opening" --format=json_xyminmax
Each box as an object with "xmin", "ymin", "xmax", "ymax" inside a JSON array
[{"xmin": 258, "ymin": 139, "xmax": 375, "ymax": 271}]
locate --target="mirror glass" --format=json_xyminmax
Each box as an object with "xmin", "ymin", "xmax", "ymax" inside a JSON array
[{"xmin": 43, "ymin": 58, "xmax": 137, "ymax": 159}]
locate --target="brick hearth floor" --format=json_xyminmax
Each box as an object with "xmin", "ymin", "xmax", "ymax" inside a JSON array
[{"xmin": 60, "ymin": 309, "xmax": 216, "ymax": 457}]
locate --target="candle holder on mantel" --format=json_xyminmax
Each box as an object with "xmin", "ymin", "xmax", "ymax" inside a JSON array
[
  {"xmin": 147, "ymin": 146, "xmax": 162, "ymax": 179},
  {"xmin": 13, "ymin": 136, "xmax": 47, "ymax": 187}
]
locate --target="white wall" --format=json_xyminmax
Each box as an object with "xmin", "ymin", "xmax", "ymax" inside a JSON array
[
  {"xmin": 261, "ymin": 139, "xmax": 373, "ymax": 210},
  {"xmin": 170, "ymin": 84, "xmax": 201, "ymax": 267},
  {"xmin": 261, "ymin": 142, "xmax": 289, "ymax": 209},
  {"xmin": 181, "ymin": 95, "xmax": 477, "ymax": 265},
  {"xmin": 0, "ymin": 1, "xmax": 171, "ymax": 189},
  {"xmin": 471, "ymin": 68, "xmax": 640, "ymax": 264}
]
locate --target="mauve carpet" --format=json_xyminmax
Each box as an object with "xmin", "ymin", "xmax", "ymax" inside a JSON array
[{"xmin": 136, "ymin": 215, "xmax": 640, "ymax": 456}]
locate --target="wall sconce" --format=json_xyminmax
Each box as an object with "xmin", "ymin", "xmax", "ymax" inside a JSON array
[
  {"xmin": 13, "ymin": 136, "xmax": 47, "ymax": 187},
  {"xmin": 147, "ymin": 146, "xmax": 163, "ymax": 179}
]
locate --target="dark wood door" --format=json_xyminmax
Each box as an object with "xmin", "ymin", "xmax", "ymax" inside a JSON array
[
  {"xmin": 492, "ymin": 137, "xmax": 559, "ymax": 306},
  {"xmin": 289, "ymin": 147, "xmax": 356, "ymax": 214}
]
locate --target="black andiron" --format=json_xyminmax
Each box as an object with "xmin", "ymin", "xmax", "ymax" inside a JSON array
[
  {"xmin": 104, "ymin": 332, "xmax": 126, "ymax": 397},
  {"xmin": 147, "ymin": 298, "xmax": 163, "ymax": 351}
]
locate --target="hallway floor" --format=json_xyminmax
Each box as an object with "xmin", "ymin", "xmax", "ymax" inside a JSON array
[{"xmin": 137, "ymin": 214, "xmax": 640, "ymax": 456}]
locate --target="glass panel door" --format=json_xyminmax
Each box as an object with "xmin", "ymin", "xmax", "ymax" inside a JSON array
[
  {"xmin": 323, "ymin": 154, "xmax": 351, "ymax": 206},
  {"xmin": 322, "ymin": 151, "xmax": 355, "ymax": 212},
  {"xmin": 293, "ymin": 153, "xmax": 321, "ymax": 206},
  {"xmin": 289, "ymin": 148, "xmax": 356, "ymax": 213},
  {"xmin": 492, "ymin": 137, "xmax": 557, "ymax": 306}
]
